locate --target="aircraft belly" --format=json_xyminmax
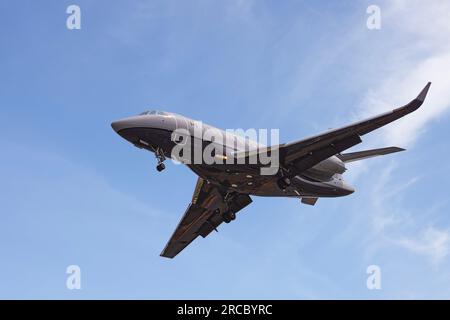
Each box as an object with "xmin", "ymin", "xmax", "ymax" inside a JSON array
[
  {"xmin": 247, "ymin": 176, "xmax": 345, "ymax": 198},
  {"xmin": 188, "ymin": 163, "xmax": 347, "ymax": 198}
]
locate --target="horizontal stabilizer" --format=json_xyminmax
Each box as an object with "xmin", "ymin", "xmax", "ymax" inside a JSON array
[{"xmin": 338, "ymin": 147, "xmax": 405, "ymax": 163}]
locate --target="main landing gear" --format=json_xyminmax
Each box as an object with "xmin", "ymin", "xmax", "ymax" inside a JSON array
[
  {"xmin": 277, "ymin": 177, "xmax": 291, "ymax": 191},
  {"xmin": 214, "ymin": 208, "xmax": 236, "ymax": 224},
  {"xmin": 222, "ymin": 211, "xmax": 236, "ymax": 224},
  {"xmin": 154, "ymin": 147, "xmax": 166, "ymax": 172}
]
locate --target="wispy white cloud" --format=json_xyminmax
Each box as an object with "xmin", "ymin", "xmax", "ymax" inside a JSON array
[
  {"xmin": 359, "ymin": 52, "xmax": 450, "ymax": 147},
  {"xmin": 357, "ymin": 0, "xmax": 450, "ymax": 147},
  {"xmin": 394, "ymin": 226, "xmax": 450, "ymax": 266},
  {"xmin": 366, "ymin": 162, "xmax": 450, "ymax": 266},
  {"xmin": 348, "ymin": 0, "xmax": 450, "ymax": 266}
]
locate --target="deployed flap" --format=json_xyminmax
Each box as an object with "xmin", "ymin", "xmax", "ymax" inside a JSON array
[
  {"xmin": 278, "ymin": 82, "xmax": 430, "ymax": 172},
  {"xmin": 160, "ymin": 178, "xmax": 252, "ymax": 258},
  {"xmin": 338, "ymin": 146, "xmax": 405, "ymax": 163}
]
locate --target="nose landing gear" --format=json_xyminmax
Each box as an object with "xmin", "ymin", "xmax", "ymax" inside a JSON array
[{"xmin": 154, "ymin": 147, "xmax": 166, "ymax": 172}]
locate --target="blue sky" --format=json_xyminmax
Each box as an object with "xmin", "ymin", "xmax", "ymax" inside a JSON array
[{"xmin": 1, "ymin": 0, "xmax": 450, "ymax": 299}]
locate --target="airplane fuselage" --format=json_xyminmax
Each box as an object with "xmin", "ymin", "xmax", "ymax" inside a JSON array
[{"xmin": 111, "ymin": 111, "xmax": 354, "ymax": 198}]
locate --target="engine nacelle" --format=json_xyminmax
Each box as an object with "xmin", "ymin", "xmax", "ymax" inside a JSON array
[{"xmin": 304, "ymin": 155, "xmax": 346, "ymax": 181}]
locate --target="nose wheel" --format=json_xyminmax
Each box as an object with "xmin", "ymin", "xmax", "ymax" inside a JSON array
[{"xmin": 156, "ymin": 163, "xmax": 165, "ymax": 172}]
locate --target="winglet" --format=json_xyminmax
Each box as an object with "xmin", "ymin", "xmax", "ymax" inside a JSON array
[{"xmin": 416, "ymin": 82, "xmax": 431, "ymax": 102}]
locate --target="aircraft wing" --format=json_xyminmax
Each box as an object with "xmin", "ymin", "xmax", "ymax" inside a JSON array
[
  {"xmin": 160, "ymin": 178, "xmax": 252, "ymax": 258},
  {"xmin": 279, "ymin": 82, "xmax": 431, "ymax": 172}
]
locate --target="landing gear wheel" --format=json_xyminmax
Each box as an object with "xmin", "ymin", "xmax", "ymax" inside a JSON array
[
  {"xmin": 222, "ymin": 211, "xmax": 236, "ymax": 223},
  {"xmin": 277, "ymin": 177, "xmax": 291, "ymax": 190},
  {"xmin": 156, "ymin": 163, "xmax": 166, "ymax": 172}
]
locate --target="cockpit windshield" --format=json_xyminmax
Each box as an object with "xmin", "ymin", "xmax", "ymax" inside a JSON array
[{"xmin": 139, "ymin": 110, "xmax": 169, "ymax": 116}]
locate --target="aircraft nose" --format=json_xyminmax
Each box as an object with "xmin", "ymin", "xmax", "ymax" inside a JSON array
[
  {"xmin": 111, "ymin": 120, "xmax": 120, "ymax": 132},
  {"xmin": 111, "ymin": 119, "xmax": 129, "ymax": 133}
]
